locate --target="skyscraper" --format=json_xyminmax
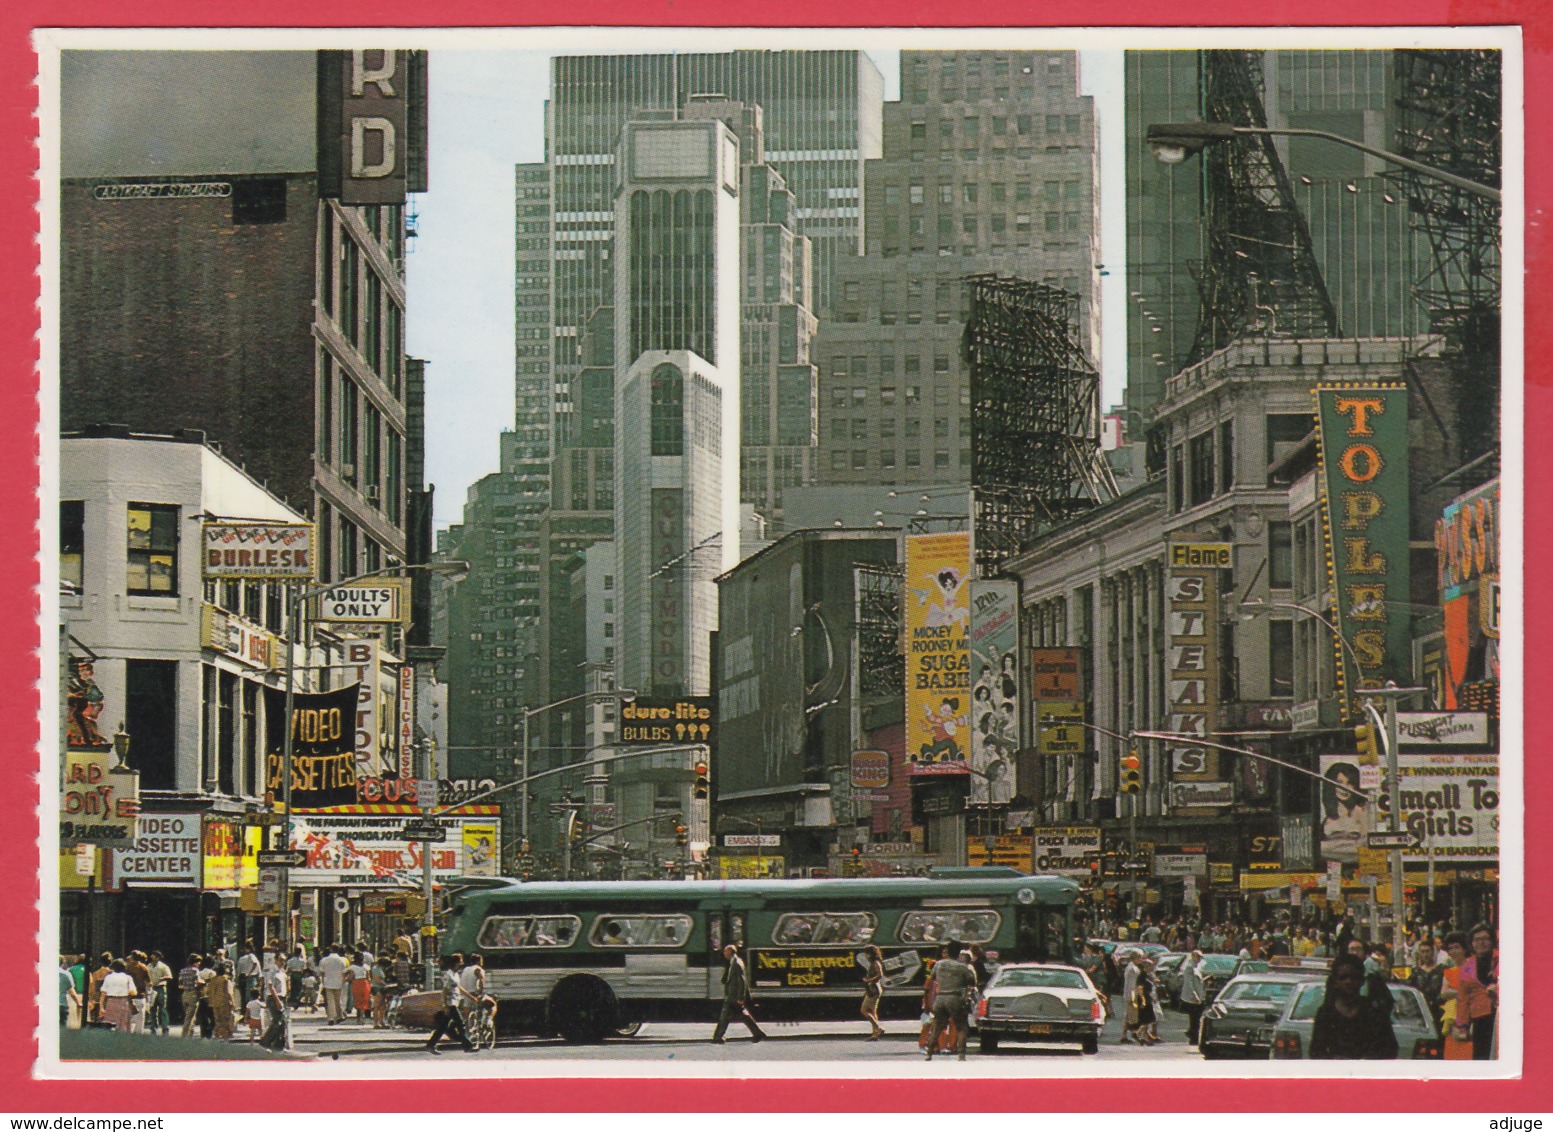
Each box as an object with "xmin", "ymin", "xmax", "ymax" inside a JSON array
[
  {"xmin": 612, "ymin": 118, "xmax": 742, "ymax": 699},
  {"xmin": 814, "ymin": 49, "xmax": 1100, "ymax": 494}
]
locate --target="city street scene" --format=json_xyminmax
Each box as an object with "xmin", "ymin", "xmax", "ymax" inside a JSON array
[{"xmin": 47, "ymin": 32, "xmax": 1508, "ymax": 1074}]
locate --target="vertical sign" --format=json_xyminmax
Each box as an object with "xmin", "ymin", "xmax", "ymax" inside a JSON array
[
  {"xmin": 1167, "ymin": 542, "xmax": 1229, "ymax": 785},
  {"xmin": 650, "ymin": 489, "xmax": 686, "ymax": 690},
  {"xmin": 1434, "ymin": 479, "xmax": 1500, "ymax": 711},
  {"xmin": 1030, "ymin": 647, "xmax": 1085, "ymax": 762},
  {"xmin": 397, "ymin": 663, "xmax": 415, "ymax": 780},
  {"xmin": 1315, "ymin": 385, "xmax": 1411, "ymax": 709},
  {"xmin": 462, "ymin": 824, "xmax": 498, "ymax": 877},
  {"xmin": 320, "ymin": 50, "xmax": 410, "ymax": 206},
  {"xmin": 968, "ymin": 580, "xmax": 1018, "ymax": 803},
  {"xmin": 904, "ymin": 533, "xmax": 972, "ymax": 771},
  {"xmin": 344, "ymin": 640, "xmax": 380, "ymax": 793}
]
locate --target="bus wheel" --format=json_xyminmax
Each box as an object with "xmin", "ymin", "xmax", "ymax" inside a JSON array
[{"xmin": 548, "ymin": 975, "xmax": 618, "ymax": 1044}]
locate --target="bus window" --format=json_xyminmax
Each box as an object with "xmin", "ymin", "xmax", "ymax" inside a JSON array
[
  {"xmin": 589, "ymin": 915, "xmax": 693, "ymax": 949},
  {"xmin": 898, "ymin": 909, "xmax": 1001, "ymax": 945},
  {"xmin": 772, "ymin": 911, "xmax": 877, "ymax": 945},
  {"xmin": 476, "ymin": 914, "xmax": 582, "ymax": 950}
]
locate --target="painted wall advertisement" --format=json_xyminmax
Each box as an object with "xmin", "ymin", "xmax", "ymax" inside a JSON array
[
  {"xmin": 968, "ymin": 579, "xmax": 1018, "ymax": 803},
  {"xmin": 905, "ymin": 532, "xmax": 972, "ymax": 773},
  {"xmin": 1320, "ymin": 753, "xmax": 1497, "ymax": 863},
  {"xmin": 1167, "ymin": 541, "xmax": 1228, "ymax": 789},
  {"xmin": 1435, "ymin": 478, "xmax": 1499, "ymax": 711},
  {"xmin": 264, "ymin": 684, "xmax": 360, "ymax": 808},
  {"xmin": 1315, "ymin": 385, "xmax": 1411, "ymax": 706}
]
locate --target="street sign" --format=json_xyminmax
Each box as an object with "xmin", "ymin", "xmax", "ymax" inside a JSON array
[
  {"xmin": 1366, "ymin": 830, "xmax": 1420, "ymax": 850},
  {"xmin": 403, "ymin": 822, "xmax": 446, "ymax": 842},
  {"xmin": 256, "ymin": 849, "xmax": 308, "ymax": 868}
]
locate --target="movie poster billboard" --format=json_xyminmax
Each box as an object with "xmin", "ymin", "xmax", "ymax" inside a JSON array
[
  {"xmin": 263, "ymin": 684, "xmax": 361, "ymax": 808},
  {"xmin": 904, "ymin": 532, "xmax": 972, "ymax": 773},
  {"xmin": 1315, "ymin": 385, "xmax": 1411, "ymax": 707},
  {"xmin": 1320, "ymin": 753, "xmax": 1499, "ymax": 864},
  {"xmin": 1435, "ymin": 478, "xmax": 1500, "ymax": 711},
  {"xmin": 968, "ymin": 579, "xmax": 1018, "ymax": 803}
]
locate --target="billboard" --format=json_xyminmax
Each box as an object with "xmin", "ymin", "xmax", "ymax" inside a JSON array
[
  {"xmin": 111, "ymin": 811, "xmax": 201, "ymax": 887},
  {"xmin": 462, "ymin": 823, "xmax": 498, "ymax": 877},
  {"xmin": 1031, "ymin": 826, "xmax": 1101, "ymax": 876},
  {"xmin": 1320, "ymin": 752, "xmax": 1500, "ymax": 865},
  {"xmin": 263, "ymin": 684, "xmax": 361, "ymax": 808},
  {"xmin": 1315, "ymin": 385, "xmax": 1411, "ymax": 706},
  {"xmin": 1167, "ymin": 540, "xmax": 1227, "ymax": 786},
  {"xmin": 905, "ymin": 532, "xmax": 972, "ymax": 772},
  {"xmin": 286, "ymin": 813, "xmax": 497, "ymax": 886},
  {"xmin": 1435, "ymin": 479, "xmax": 1500, "ymax": 710},
  {"xmin": 968, "ymin": 580, "xmax": 1018, "ymax": 804},
  {"xmin": 618, "ymin": 696, "xmax": 715, "ymax": 746},
  {"xmin": 202, "ymin": 523, "xmax": 315, "ymax": 580}
]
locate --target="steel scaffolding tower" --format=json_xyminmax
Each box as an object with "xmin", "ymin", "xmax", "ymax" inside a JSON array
[
  {"xmin": 963, "ymin": 275, "xmax": 1114, "ymax": 578},
  {"xmin": 1189, "ymin": 50, "xmax": 1340, "ymax": 363},
  {"xmin": 854, "ymin": 564, "xmax": 905, "ymax": 702},
  {"xmin": 1392, "ymin": 49, "xmax": 1502, "ymax": 466}
]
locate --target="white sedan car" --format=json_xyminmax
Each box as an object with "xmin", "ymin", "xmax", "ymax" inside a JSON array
[{"xmin": 971, "ymin": 962, "xmax": 1105, "ymax": 1054}]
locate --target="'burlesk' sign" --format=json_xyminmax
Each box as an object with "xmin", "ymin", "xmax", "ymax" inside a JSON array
[
  {"xmin": 1168, "ymin": 542, "xmax": 1228, "ymax": 784},
  {"xmin": 203, "ymin": 523, "xmax": 315, "ymax": 580},
  {"xmin": 264, "ymin": 685, "xmax": 360, "ymax": 808},
  {"xmin": 905, "ymin": 532, "xmax": 972, "ymax": 770},
  {"xmin": 1315, "ymin": 386, "xmax": 1411, "ymax": 705}
]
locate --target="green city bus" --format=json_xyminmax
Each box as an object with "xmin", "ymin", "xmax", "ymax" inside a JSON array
[{"xmin": 441, "ymin": 868, "xmax": 1080, "ymax": 1042}]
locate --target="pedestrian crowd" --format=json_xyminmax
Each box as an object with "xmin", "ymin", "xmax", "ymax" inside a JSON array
[{"xmin": 60, "ymin": 931, "xmax": 426, "ymax": 1051}]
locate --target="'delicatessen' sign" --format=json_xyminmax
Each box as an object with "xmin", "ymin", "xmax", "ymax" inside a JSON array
[
  {"xmin": 203, "ymin": 523, "xmax": 315, "ymax": 581},
  {"xmin": 1315, "ymin": 385, "xmax": 1411, "ymax": 708}
]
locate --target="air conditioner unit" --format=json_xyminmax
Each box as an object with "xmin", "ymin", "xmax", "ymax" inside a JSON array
[
  {"xmin": 339, "ymin": 463, "xmax": 355, "ymax": 479},
  {"xmin": 365, "ymin": 485, "xmax": 381, "ymax": 502}
]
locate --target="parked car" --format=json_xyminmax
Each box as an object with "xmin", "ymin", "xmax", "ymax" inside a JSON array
[
  {"xmin": 1269, "ymin": 979, "xmax": 1442, "ymax": 1060},
  {"xmin": 1197, "ymin": 971, "xmax": 1320, "ymax": 1059},
  {"xmin": 1196, "ymin": 954, "xmax": 1269, "ymax": 1005},
  {"xmin": 971, "ymin": 962, "xmax": 1105, "ymax": 1055},
  {"xmin": 1152, "ymin": 952, "xmax": 1189, "ymax": 1006}
]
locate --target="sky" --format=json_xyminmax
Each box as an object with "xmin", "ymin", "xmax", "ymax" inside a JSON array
[{"xmin": 407, "ymin": 46, "xmax": 1127, "ymax": 531}]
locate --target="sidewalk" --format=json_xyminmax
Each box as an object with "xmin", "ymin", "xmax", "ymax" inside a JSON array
[{"xmin": 285, "ymin": 1008, "xmax": 427, "ymax": 1052}]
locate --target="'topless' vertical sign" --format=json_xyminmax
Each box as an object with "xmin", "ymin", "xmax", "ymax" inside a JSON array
[{"xmin": 1315, "ymin": 385, "xmax": 1411, "ymax": 708}]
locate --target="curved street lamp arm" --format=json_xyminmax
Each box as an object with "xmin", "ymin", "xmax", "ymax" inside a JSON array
[{"xmin": 1236, "ymin": 126, "xmax": 1500, "ymax": 204}]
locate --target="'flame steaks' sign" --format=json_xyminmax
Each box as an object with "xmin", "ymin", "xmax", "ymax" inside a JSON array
[{"xmin": 1315, "ymin": 386, "xmax": 1411, "ymax": 709}]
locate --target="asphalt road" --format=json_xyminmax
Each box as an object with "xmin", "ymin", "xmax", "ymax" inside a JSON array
[{"xmin": 284, "ymin": 1004, "xmax": 1205, "ymax": 1064}]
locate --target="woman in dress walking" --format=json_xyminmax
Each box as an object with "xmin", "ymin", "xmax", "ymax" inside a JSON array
[
  {"xmin": 98, "ymin": 960, "xmax": 137, "ymax": 1031},
  {"xmin": 860, "ymin": 944, "xmax": 885, "ymax": 1040}
]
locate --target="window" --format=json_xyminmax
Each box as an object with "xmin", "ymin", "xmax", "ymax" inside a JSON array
[
  {"xmin": 910, "ymin": 122, "xmax": 927, "ymax": 139},
  {"xmin": 650, "ymin": 363, "xmax": 685, "ymax": 456},
  {"xmin": 909, "ymin": 184, "xmax": 924, "ymax": 205},
  {"xmin": 61, "ymin": 501, "xmax": 84, "ymax": 590},
  {"xmin": 1269, "ymin": 522, "xmax": 1293, "ymax": 589},
  {"xmin": 340, "ymin": 378, "xmax": 359, "ymax": 483},
  {"xmin": 127, "ymin": 503, "xmax": 178, "ymax": 595},
  {"xmin": 477, "ymin": 915, "xmax": 582, "ymax": 949},
  {"xmin": 1265, "ymin": 414, "xmax": 1311, "ymax": 485},
  {"xmin": 772, "ymin": 911, "xmax": 876, "ymax": 945},
  {"xmin": 1269, "ymin": 620, "xmax": 1295, "ymax": 698},
  {"xmin": 1169, "ymin": 444, "xmax": 1185, "ymax": 513},
  {"xmin": 938, "ymin": 183, "xmax": 953, "ymax": 205},
  {"xmin": 898, "ymin": 909, "xmax": 1001, "ymax": 944},
  {"xmin": 590, "ymin": 914, "xmax": 691, "ymax": 948},
  {"xmin": 126, "ymin": 658, "xmax": 178, "ymax": 790},
  {"xmin": 1189, "ymin": 431, "xmax": 1216, "ymax": 506},
  {"xmin": 1218, "ymin": 420, "xmax": 1235, "ymax": 494}
]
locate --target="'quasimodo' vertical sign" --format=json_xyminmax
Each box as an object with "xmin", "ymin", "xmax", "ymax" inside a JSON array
[
  {"xmin": 1168, "ymin": 541, "xmax": 1230, "ymax": 785},
  {"xmin": 1315, "ymin": 385, "xmax": 1411, "ymax": 710}
]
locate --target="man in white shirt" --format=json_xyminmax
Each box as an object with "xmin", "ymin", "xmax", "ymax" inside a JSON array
[
  {"xmin": 145, "ymin": 951, "xmax": 173, "ymax": 1036},
  {"xmin": 318, "ymin": 945, "xmax": 349, "ymax": 1024},
  {"xmin": 259, "ymin": 962, "xmax": 290, "ymax": 1050}
]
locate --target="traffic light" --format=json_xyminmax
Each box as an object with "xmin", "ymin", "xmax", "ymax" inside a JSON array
[
  {"xmin": 692, "ymin": 760, "xmax": 710, "ymax": 800},
  {"xmin": 569, "ymin": 813, "xmax": 587, "ymax": 843},
  {"xmin": 1119, "ymin": 748, "xmax": 1143, "ymax": 795},
  {"xmin": 674, "ymin": 823, "xmax": 689, "ymax": 847},
  {"xmin": 1355, "ymin": 723, "xmax": 1379, "ymax": 765}
]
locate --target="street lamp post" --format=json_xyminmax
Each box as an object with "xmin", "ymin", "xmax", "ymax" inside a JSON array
[
  {"xmin": 518, "ymin": 687, "xmax": 637, "ymax": 856},
  {"xmin": 274, "ymin": 560, "xmax": 468, "ymax": 968},
  {"xmin": 1145, "ymin": 121, "xmax": 1501, "ymax": 203}
]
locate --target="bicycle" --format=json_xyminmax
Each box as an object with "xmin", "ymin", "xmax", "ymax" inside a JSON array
[{"xmin": 464, "ymin": 996, "xmax": 498, "ymax": 1050}]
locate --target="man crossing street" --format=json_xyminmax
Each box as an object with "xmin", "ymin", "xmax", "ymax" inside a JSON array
[{"xmin": 711, "ymin": 944, "xmax": 765, "ymax": 1044}]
